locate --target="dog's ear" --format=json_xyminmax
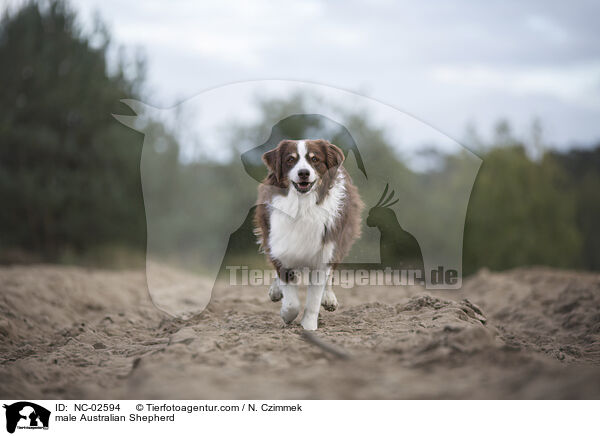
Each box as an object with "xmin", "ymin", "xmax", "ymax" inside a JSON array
[
  {"xmin": 325, "ymin": 142, "xmax": 345, "ymax": 169},
  {"xmin": 262, "ymin": 145, "xmax": 282, "ymax": 182}
]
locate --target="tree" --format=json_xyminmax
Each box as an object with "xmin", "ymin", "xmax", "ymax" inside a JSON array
[
  {"xmin": 551, "ymin": 146, "xmax": 600, "ymax": 270},
  {"xmin": 0, "ymin": 0, "xmax": 146, "ymax": 263},
  {"xmin": 463, "ymin": 144, "xmax": 582, "ymax": 273}
]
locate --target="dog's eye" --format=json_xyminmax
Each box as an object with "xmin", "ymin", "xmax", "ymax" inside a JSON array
[
  {"xmin": 311, "ymin": 156, "xmax": 318, "ymax": 163},
  {"xmin": 287, "ymin": 156, "xmax": 295, "ymax": 163}
]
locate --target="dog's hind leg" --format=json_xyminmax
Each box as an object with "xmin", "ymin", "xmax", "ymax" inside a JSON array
[
  {"xmin": 320, "ymin": 265, "xmax": 338, "ymax": 311},
  {"xmin": 321, "ymin": 285, "xmax": 338, "ymax": 312}
]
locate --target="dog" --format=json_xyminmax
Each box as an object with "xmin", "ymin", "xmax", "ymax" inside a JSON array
[{"xmin": 254, "ymin": 139, "xmax": 363, "ymax": 330}]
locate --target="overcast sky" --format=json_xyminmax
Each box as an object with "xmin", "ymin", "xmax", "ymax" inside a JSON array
[{"xmin": 21, "ymin": 0, "xmax": 600, "ymax": 148}]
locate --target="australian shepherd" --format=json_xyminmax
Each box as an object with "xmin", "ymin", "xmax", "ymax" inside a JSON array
[{"xmin": 254, "ymin": 139, "xmax": 363, "ymax": 330}]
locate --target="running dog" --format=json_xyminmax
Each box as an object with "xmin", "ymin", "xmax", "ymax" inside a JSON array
[{"xmin": 254, "ymin": 139, "xmax": 363, "ymax": 330}]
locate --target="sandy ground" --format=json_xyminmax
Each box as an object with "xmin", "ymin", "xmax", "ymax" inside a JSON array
[{"xmin": 1, "ymin": 265, "xmax": 599, "ymax": 399}]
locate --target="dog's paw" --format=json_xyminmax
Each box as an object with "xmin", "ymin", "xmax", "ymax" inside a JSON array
[
  {"xmin": 300, "ymin": 312, "xmax": 319, "ymax": 330},
  {"xmin": 269, "ymin": 281, "xmax": 283, "ymax": 302},
  {"xmin": 281, "ymin": 303, "xmax": 300, "ymax": 324},
  {"xmin": 321, "ymin": 289, "xmax": 338, "ymax": 312}
]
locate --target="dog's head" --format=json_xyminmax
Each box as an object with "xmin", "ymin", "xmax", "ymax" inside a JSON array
[{"xmin": 262, "ymin": 139, "xmax": 345, "ymax": 194}]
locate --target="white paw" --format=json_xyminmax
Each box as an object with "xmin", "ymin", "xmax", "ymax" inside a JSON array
[
  {"xmin": 321, "ymin": 289, "xmax": 338, "ymax": 312},
  {"xmin": 269, "ymin": 281, "xmax": 283, "ymax": 302},
  {"xmin": 300, "ymin": 312, "xmax": 319, "ymax": 330},
  {"xmin": 281, "ymin": 302, "xmax": 300, "ymax": 324}
]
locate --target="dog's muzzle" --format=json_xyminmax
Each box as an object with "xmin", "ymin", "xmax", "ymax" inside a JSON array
[{"xmin": 292, "ymin": 180, "xmax": 315, "ymax": 193}]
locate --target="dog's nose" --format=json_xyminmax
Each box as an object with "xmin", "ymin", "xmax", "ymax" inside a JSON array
[{"xmin": 298, "ymin": 169, "xmax": 310, "ymax": 179}]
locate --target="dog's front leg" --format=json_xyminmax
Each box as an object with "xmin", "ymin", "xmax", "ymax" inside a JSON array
[
  {"xmin": 280, "ymin": 280, "xmax": 300, "ymax": 324},
  {"xmin": 269, "ymin": 276, "xmax": 283, "ymax": 302},
  {"xmin": 301, "ymin": 268, "xmax": 328, "ymax": 330}
]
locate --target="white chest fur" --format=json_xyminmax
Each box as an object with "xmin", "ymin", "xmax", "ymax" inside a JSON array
[{"xmin": 268, "ymin": 174, "xmax": 345, "ymax": 268}]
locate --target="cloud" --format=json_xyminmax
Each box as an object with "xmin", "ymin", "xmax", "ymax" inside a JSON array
[
  {"xmin": 65, "ymin": 0, "xmax": 600, "ymax": 146},
  {"xmin": 525, "ymin": 15, "xmax": 571, "ymax": 44},
  {"xmin": 430, "ymin": 63, "xmax": 600, "ymax": 108}
]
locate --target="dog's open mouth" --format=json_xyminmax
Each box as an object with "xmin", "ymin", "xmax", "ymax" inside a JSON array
[{"xmin": 292, "ymin": 181, "xmax": 315, "ymax": 193}]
